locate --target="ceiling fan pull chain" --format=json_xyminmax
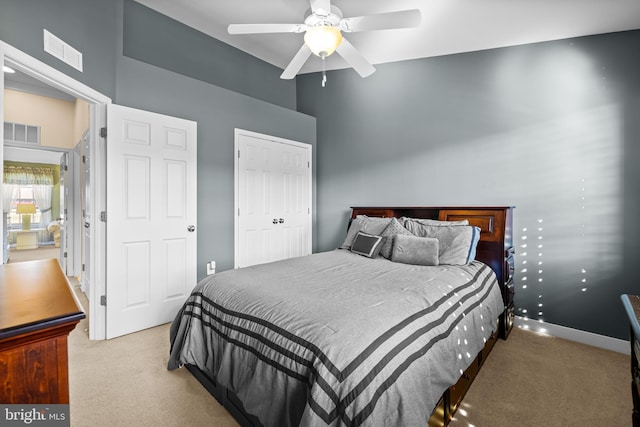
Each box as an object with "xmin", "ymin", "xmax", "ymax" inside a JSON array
[{"xmin": 321, "ymin": 54, "xmax": 327, "ymax": 87}]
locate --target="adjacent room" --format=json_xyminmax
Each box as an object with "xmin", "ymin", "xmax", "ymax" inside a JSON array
[{"xmin": 1, "ymin": 0, "xmax": 639, "ymax": 426}]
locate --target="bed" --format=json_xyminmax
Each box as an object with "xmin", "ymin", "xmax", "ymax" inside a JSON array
[{"xmin": 168, "ymin": 206, "xmax": 514, "ymax": 427}]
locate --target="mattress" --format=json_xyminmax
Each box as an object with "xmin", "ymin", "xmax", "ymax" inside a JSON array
[{"xmin": 168, "ymin": 249, "xmax": 503, "ymax": 427}]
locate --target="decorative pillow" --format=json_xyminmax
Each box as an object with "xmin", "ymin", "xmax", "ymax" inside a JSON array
[
  {"xmin": 379, "ymin": 217, "xmax": 414, "ymax": 259},
  {"xmin": 391, "ymin": 235, "xmax": 439, "ymax": 266},
  {"xmin": 341, "ymin": 215, "xmax": 392, "ymax": 249},
  {"xmin": 403, "ymin": 224, "xmax": 481, "ymax": 265},
  {"xmin": 350, "ymin": 232, "xmax": 386, "ymax": 258}
]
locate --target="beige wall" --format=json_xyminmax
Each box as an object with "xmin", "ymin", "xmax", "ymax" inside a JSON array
[
  {"xmin": 4, "ymin": 89, "xmax": 89, "ymax": 149},
  {"xmin": 73, "ymin": 98, "xmax": 90, "ymax": 143}
]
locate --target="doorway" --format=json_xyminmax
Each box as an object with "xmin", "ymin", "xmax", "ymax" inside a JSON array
[
  {"xmin": 2, "ymin": 41, "xmax": 198, "ymax": 341},
  {"xmin": 1, "ymin": 40, "xmax": 110, "ymax": 339},
  {"xmin": 3, "ymin": 145, "xmax": 75, "ymax": 268}
]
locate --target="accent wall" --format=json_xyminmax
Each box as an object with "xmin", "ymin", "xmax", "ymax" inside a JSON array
[{"xmin": 297, "ymin": 30, "xmax": 640, "ymax": 340}]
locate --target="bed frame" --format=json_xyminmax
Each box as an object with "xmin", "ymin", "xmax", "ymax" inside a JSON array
[{"xmin": 185, "ymin": 206, "xmax": 514, "ymax": 427}]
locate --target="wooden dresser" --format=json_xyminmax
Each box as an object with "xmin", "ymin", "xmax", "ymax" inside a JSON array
[
  {"xmin": 621, "ymin": 294, "xmax": 640, "ymax": 427},
  {"xmin": 0, "ymin": 258, "xmax": 85, "ymax": 404}
]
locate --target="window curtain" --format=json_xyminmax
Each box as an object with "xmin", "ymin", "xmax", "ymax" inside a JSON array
[
  {"xmin": 3, "ymin": 165, "xmax": 55, "ymax": 185},
  {"xmin": 3, "ymin": 165, "xmax": 55, "ymax": 226},
  {"xmin": 32, "ymin": 185, "xmax": 53, "ymax": 227},
  {"xmin": 2, "ymin": 183, "xmax": 18, "ymax": 213}
]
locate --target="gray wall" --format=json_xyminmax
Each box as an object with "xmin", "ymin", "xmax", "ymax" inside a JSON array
[
  {"xmin": 0, "ymin": 0, "xmax": 118, "ymax": 99},
  {"xmin": 117, "ymin": 1, "xmax": 317, "ymax": 278},
  {"xmin": 297, "ymin": 30, "xmax": 640, "ymax": 340},
  {"xmin": 122, "ymin": 0, "xmax": 297, "ymax": 110},
  {"xmin": 115, "ymin": 56, "xmax": 316, "ymax": 278},
  {"xmin": 1, "ymin": 0, "xmax": 317, "ymax": 279}
]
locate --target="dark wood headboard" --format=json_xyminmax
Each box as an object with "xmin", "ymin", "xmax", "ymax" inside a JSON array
[{"xmin": 350, "ymin": 206, "xmax": 515, "ymax": 338}]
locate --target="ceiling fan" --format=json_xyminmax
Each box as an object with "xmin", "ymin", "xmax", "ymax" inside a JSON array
[{"xmin": 228, "ymin": 0, "xmax": 421, "ymax": 85}]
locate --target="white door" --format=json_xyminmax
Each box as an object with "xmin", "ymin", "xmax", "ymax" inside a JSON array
[
  {"xmin": 235, "ymin": 130, "xmax": 311, "ymax": 268},
  {"xmin": 106, "ymin": 104, "xmax": 197, "ymax": 339}
]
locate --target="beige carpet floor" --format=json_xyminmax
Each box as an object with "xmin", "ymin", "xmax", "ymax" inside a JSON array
[
  {"xmin": 68, "ymin": 286, "xmax": 238, "ymax": 427},
  {"xmin": 7, "ymin": 246, "xmax": 60, "ymax": 263},
  {"xmin": 67, "ymin": 287, "xmax": 632, "ymax": 427},
  {"xmin": 448, "ymin": 329, "xmax": 631, "ymax": 427}
]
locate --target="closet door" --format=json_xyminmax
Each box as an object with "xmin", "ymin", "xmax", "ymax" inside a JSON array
[{"xmin": 235, "ymin": 130, "xmax": 311, "ymax": 268}]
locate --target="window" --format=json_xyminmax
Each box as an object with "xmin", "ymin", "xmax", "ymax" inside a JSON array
[{"xmin": 9, "ymin": 185, "xmax": 43, "ymax": 229}]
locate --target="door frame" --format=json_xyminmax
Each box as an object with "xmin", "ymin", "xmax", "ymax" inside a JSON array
[
  {"xmin": 0, "ymin": 41, "xmax": 110, "ymax": 340},
  {"xmin": 233, "ymin": 128, "xmax": 312, "ymax": 268}
]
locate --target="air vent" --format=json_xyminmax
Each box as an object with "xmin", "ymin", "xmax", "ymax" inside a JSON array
[
  {"xmin": 4, "ymin": 122, "xmax": 41, "ymax": 145},
  {"xmin": 43, "ymin": 29, "xmax": 83, "ymax": 72}
]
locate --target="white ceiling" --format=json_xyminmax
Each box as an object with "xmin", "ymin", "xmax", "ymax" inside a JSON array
[{"xmin": 135, "ymin": 0, "xmax": 640, "ymax": 76}]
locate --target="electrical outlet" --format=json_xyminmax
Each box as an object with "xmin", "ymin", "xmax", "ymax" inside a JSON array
[{"xmin": 207, "ymin": 261, "xmax": 216, "ymax": 276}]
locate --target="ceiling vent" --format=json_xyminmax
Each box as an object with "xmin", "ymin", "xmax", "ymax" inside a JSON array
[
  {"xmin": 4, "ymin": 122, "xmax": 41, "ymax": 146},
  {"xmin": 43, "ymin": 29, "xmax": 83, "ymax": 72}
]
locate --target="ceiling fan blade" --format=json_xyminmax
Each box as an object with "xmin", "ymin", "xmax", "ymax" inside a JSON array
[
  {"xmin": 335, "ymin": 38, "xmax": 375, "ymax": 78},
  {"xmin": 310, "ymin": 0, "xmax": 332, "ymax": 16},
  {"xmin": 341, "ymin": 9, "xmax": 421, "ymax": 33},
  {"xmin": 280, "ymin": 44, "xmax": 312, "ymax": 79},
  {"xmin": 228, "ymin": 23, "xmax": 306, "ymax": 35}
]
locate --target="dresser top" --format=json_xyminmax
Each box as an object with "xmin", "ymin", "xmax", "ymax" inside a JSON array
[{"xmin": 0, "ymin": 258, "xmax": 85, "ymax": 339}]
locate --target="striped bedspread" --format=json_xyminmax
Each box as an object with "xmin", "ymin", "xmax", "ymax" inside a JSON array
[{"xmin": 168, "ymin": 249, "xmax": 503, "ymax": 427}]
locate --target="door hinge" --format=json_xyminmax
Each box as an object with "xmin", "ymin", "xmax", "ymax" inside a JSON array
[
  {"xmin": 63, "ymin": 252, "xmax": 68, "ymax": 258},
  {"xmin": 100, "ymin": 127, "xmax": 107, "ymax": 138},
  {"xmin": 82, "ymin": 155, "xmax": 86, "ymax": 164},
  {"xmin": 238, "ymin": 150, "xmax": 240, "ymax": 158},
  {"xmin": 100, "ymin": 295, "xmax": 107, "ymax": 306},
  {"xmin": 100, "ymin": 211, "xmax": 107, "ymax": 222},
  {"xmin": 82, "ymin": 263, "xmax": 85, "ymax": 272},
  {"xmin": 308, "ymin": 161, "xmax": 310, "ymax": 168}
]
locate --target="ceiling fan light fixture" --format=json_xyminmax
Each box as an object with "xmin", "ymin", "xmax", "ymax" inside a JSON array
[{"xmin": 304, "ymin": 25, "xmax": 342, "ymax": 57}]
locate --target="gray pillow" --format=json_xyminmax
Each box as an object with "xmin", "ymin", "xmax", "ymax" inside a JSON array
[
  {"xmin": 379, "ymin": 217, "xmax": 414, "ymax": 259},
  {"xmin": 350, "ymin": 232, "xmax": 385, "ymax": 258},
  {"xmin": 391, "ymin": 235, "xmax": 439, "ymax": 266},
  {"xmin": 403, "ymin": 224, "xmax": 481, "ymax": 265},
  {"xmin": 341, "ymin": 215, "xmax": 392, "ymax": 249}
]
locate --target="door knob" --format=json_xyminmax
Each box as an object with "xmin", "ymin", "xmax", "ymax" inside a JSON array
[
  {"xmin": 279, "ymin": 218, "xmax": 285, "ymax": 224},
  {"xmin": 187, "ymin": 225, "xmax": 195, "ymax": 232},
  {"xmin": 272, "ymin": 219, "xmax": 278, "ymax": 224}
]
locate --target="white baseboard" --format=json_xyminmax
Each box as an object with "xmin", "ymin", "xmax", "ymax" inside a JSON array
[{"xmin": 514, "ymin": 316, "xmax": 630, "ymax": 354}]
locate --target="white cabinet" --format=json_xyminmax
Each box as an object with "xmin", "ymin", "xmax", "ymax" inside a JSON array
[{"xmin": 16, "ymin": 230, "xmax": 38, "ymax": 250}]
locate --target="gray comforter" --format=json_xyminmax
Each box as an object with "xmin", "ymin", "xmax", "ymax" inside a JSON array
[{"xmin": 168, "ymin": 249, "xmax": 503, "ymax": 427}]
